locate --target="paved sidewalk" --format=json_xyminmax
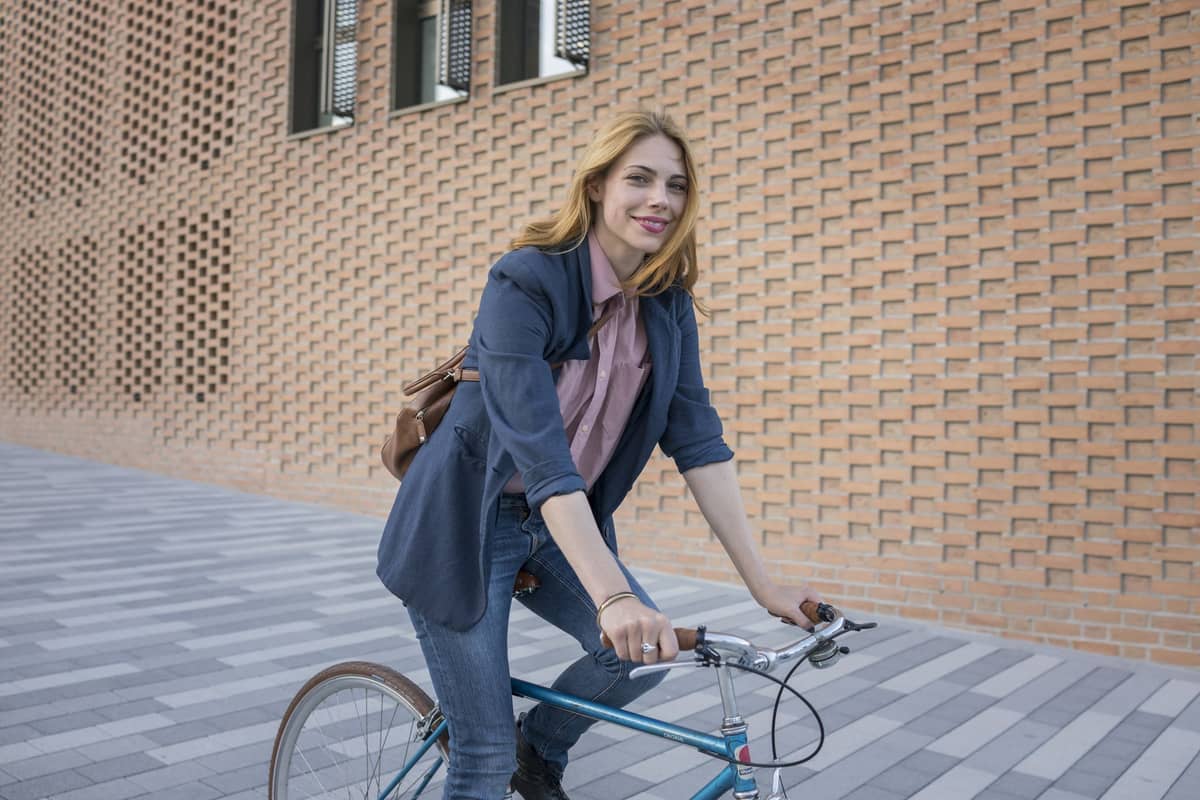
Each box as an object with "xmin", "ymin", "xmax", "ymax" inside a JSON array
[{"xmin": 1, "ymin": 442, "xmax": 1198, "ymax": 800}]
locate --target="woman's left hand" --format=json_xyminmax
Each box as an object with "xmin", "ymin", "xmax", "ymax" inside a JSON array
[{"xmin": 754, "ymin": 580, "xmax": 824, "ymax": 628}]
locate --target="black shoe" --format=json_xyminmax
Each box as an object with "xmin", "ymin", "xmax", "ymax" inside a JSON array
[{"xmin": 510, "ymin": 718, "xmax": 571, "ymax": 800}]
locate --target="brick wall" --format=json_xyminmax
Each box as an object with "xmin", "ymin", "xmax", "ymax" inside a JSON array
[{"xmin": 2, "ymin": 0, "xmax": 1197, "ymax": 665}]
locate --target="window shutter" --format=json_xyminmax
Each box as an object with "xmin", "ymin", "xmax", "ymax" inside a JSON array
[
  {"xmin": 555, "ymin": 0, "xmax": 588, "ymax": 66},
  {"xmin": 438, "ymin": 0, "xmax": 471, "ymax": 91},
  {"xmin": 330, "ymin": 0, "xmax": 359, "ymax": 118}
]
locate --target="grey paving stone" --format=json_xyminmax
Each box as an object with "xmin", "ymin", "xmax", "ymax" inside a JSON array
[
  {"xmin": 844, "ymin": 785, "xmax": 906, "ymax": 800},
  {"xmin": 875, "ymin": 678, "xmax": 969, "ymax": 725},
  {"xmin": 851, "ymin": 637, "xmax": 964, "ymax": 684},
  {"xmin": 192, "ymin": 741, "xmax": 272, "ymax": 774},
  {"xmin": 1053, "ymin": 768, "xmax": 1118, "ymax": 797},
  {"xmin": 1072, "ymin": 748, "xmax": 1143, "ymax": 780},
  {"xmin": 904, "ymin": 713, "xmax": 962, "ymax": 738},
  {"xmin": 1163, "ymin": 749, "xmax": 1200, "ymax": 799},
  {"xmin": 126, "ymin": 761, "xmax": 218, "ymax": 794},
  {"xmin": 142, "ymin": 720, "xmax": 223, "ymax": 748},
  {"xmin": 194, "ymin": 762, "xmax": 267, "ymax": 795},
  {"xmin": 91, "ymin": 699, "xmax": 170, "ymax": 722},
  {"xmin": 27, "ymin": 712, "xmax": 110, "ymax": 737},
  {"xmin": 1111, "ymin": 710, "xmax": 1173, "ymax": 745},
  {"xmin": 194, "ymin": 790, "xmax": 256, "ymax": 800},
  {"xmin": 1037, "ymin": 789, "xmax": 1094, "ymax": 800},
  {"xmin": 1028, "ymin": 707, "xmax": 1080, "ymax": 727},
  {"xmin": 74, "ymin": 735, "xmax": 160, "ymax": 763},
  {"xmin": 832, "ymin": 686, "xmax": 907, "ymax": 719},
  {"xmin": 576, "ymin": 769, "xmax": 654, "ymax": 799},
  {"xmin": 973, "ymin": 791, "xmax": 1023, "ymax": 800},
  {"xmin": 944, "ymin": 649, "xmax": 1029, "ymax": 687},
  {"xmin": 47, "ymin": 777, "xmax": 146, "ymax": 800},
  {"xmin": 2, "ymin": 751, "xmax": 92, "ymax": 782},
  {"xmin": 867, "ymin": 763, "xmax": 937, "ymax": 795},
  {"xmin": 132, "ymin": 781, "xmax": 224, "ymax": 800},
  {"xmin": 999, "ymin": 661, "xmax": 1094, "ymax": 714},
  {"xmin": 903, "ymin": 748, "xmax": 959, "ymax": 777},
  {"xmin": 0, "ymin": 728, "xmax": 40, "ymax": 749},
  {"xmin": 75, "ymin": 753, "xmax": 163, "ymax": 784},
  {"xmin": 926, "ymin": 690, "xmax": 998, "ymax": 724},
  {"xmin": 791, "ymin": 728, "xmax": 931, "ymax": 799},
  {"xmin": 987, "ymin": 770, "xmax": 1051, "ymax": 799},
  {"xmin": 0, "ymin": 769, "xmax": 91, "ymax": 800},
  {"xmin": 964, "ymin": 719, "xmax": 1060, "ymax": 774}
]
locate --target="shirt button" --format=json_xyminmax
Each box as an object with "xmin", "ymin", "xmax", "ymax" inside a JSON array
[
  {"xmin": 581, "ymin": 424, "xmax": 591, "ymax": 433},
  {"xmin": 599, "ymin": 370, "xmax": 607, "ymax": 379}
]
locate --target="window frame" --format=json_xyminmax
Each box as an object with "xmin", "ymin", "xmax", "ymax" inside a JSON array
[
  {"xmin": 288, "ymin": 0, "xmax": 359, "ymax": 135},
  {"xmin": 391, "ymin": 0, "xmax": 471, "ymax": 114},
  {"xmin": 495, "ymin": 0, "xmax": 588, "ymax": 89}
]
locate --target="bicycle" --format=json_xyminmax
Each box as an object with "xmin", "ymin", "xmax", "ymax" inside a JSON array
[{"xmin": 268, "ymin": 601, "xmax": 877, "ymax": 800}]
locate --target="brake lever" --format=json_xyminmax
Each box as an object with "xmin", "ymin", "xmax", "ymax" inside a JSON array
[{"xmin": 841, "ymin": 617, "xmax": 878, "ymax": 633}]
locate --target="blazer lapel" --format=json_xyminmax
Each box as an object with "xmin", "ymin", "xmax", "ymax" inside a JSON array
[
  {"xmin": 564, "ymin": 241, "xmax": 595, "ymax": 362},
  {"xmin": 638, "ymin": 294, "xmax": 679, "ymax": 433}
]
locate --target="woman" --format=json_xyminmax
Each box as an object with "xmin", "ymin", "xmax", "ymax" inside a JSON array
[{"xmin": 377, "ymin": 110, "xmax": 822, "ymax": 799}]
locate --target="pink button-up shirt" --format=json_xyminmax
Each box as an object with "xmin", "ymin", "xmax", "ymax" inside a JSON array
[{"xmin": 505, "ymin": 233, "xmax": 651, "ymax": 494}]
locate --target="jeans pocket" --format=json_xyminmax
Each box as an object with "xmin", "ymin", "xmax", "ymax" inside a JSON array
[{"xmin": 520, "ymin": 510, "xmax": 546, "ymax": 556}]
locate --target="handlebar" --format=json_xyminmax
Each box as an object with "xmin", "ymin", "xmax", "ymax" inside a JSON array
[{"xmin": 630, "ymin": 602, "xmax": 877, "ymax": 679}]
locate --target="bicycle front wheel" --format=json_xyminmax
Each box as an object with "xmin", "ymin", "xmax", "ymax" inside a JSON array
[{"xmin": 269, "ymin": 661, "xmax": 450, "ymax": 800}]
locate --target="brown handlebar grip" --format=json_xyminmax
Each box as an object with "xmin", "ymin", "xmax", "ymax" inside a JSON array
[
  {"xmin": 600, "ymin": 627, "xmax": 698, "ymax": 653},
  {"xmin": 799, "ymin": 600, "xmax": 829, "ymax": 625}
]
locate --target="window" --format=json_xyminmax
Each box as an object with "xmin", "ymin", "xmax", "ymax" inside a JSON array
[
  {"xmin": 291, "ymin": 0, "xmax": 359, "ymax": 132},
  {"xmin": 393, "ymin": 0, "xmax": 472, "ymax": 109},
  {"xmin": 497, "ymin": 0, "xmax": 588, "ymax": 86}
]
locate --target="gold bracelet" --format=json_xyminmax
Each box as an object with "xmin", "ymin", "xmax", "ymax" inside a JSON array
[{"xmin": 594, "ymin": 591, "xmax": 638, "ymax": 631}]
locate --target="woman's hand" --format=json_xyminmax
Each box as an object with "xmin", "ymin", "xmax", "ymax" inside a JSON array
[
  {"xmin": 754, "ymin": 579, "xmax": 824, "ymax": 628},
  {"xmin": 598, "ymin": 596, "xmax": 679, "ymax": 664}
]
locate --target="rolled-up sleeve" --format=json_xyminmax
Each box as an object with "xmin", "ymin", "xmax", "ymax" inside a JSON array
[
  {"xmin": 472, "ymin": 251, "xmax": 587, "ymax": 509},
  {"xmin": 659, "ymin": 293, "xmax": 735, "ymax": 473}
]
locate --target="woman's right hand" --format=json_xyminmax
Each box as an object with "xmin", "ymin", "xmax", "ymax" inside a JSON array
[{"xmin": 598, "ymin": 596, "xmax": 679, "ymax": 664}]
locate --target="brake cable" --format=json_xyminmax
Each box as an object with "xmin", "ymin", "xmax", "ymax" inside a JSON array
[
  {"xmin": 687, "ymin": 606, "xmax": 876, "ymax": 770},
  {"xmin": 689, "ymin": 646, "xmax": 826, "ymax": 769}
]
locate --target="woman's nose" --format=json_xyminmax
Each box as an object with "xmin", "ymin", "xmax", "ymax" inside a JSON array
[{"xmin": 648, "ymin": 184, "xmax": 668, "ymax": 208}]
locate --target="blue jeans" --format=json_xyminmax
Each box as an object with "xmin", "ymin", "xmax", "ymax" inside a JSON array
[{"xmin": 407, "ymin": 495, "xmax": 664, "ymax": 799}]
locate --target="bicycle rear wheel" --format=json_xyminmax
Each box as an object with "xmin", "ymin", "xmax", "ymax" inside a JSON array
[{"xmin": 269, "ymin": 661, "xmax": 450, "ymax": 800}]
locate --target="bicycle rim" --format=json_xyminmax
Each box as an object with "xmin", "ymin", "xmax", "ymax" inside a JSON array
[{"xmin": 269, "ymin": 661, "xmax": 450, "ymax": 800}]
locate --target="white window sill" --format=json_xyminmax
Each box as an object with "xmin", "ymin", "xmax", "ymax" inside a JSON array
[
  {"xmin": 491, "ymin": 67, "xmax": 587, "ymax": 97},
  {"xmin": 388, "ymin": 94, "xmax": 469, "ymax": 119},
  {"xmin": 287, "ymin": 119, "xmax": 355, "ymax": 141}
]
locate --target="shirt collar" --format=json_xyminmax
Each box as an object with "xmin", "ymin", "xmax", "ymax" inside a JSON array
[{"xmin": 587, "ymin": 230, "xmax": 625, "ymax": 306}]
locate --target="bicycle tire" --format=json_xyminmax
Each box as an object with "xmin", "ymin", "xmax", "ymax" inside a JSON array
[{"xmin": 269, "ymin": 661, "xmax": 451, "ymax": 800}]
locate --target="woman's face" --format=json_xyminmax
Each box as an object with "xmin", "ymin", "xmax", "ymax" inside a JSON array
[{"xmin": 587, "ymin": 134, "xmax": 688, "ymax": 278}]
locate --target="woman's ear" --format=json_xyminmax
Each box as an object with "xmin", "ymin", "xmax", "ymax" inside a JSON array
[{"xmin": 586, "ymin": 177, "xmax": 602, "ymax": 203}]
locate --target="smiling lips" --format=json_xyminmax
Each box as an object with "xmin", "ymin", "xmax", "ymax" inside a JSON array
[{"xmin": 634, "ymin": 216, "xmax": 669, "ymax": 234}]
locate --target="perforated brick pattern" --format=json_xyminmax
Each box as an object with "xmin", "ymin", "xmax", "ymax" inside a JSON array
[{"xmin": 1, "ymin": 0, "xmax": 1198, "ymax": 666}]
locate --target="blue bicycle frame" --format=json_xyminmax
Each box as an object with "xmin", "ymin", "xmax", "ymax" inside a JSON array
[{"xmin": 379, "ymin": 675, "xmax": 759, "ymax": 800}]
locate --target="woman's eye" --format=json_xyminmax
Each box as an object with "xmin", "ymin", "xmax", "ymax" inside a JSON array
[
  {"xmin": 669, "ymin": 183, "xmax": 687, "ymax": 193},
  {"xmin": 628, "ymin": 174, "xmax": 648, "ymax": 184}
]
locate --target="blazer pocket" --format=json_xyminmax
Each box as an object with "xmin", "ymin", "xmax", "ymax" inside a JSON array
[{"xmin": 452, "ymin": 424, "xmax": 489, "ymax": 467}]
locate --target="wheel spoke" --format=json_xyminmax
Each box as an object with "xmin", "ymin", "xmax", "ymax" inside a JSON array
[{"xmin": 269, "ymin": 664, "xmax": 443, "ymax": 800}]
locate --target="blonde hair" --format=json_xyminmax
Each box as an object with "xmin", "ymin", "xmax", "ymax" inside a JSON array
[{"xmin": 512, "ymin": 110, "xmax": 702, "ymax": 300}]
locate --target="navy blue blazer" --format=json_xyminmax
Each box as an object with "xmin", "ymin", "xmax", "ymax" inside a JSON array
[{"xmin": 377, "ymin": 243, "xmax": 734, "ymax": 630}]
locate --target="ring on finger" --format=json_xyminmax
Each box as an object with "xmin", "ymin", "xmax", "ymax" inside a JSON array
[{"xmin": 640, "ymin": 642, "xmax": 657, "ymax": 654}]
